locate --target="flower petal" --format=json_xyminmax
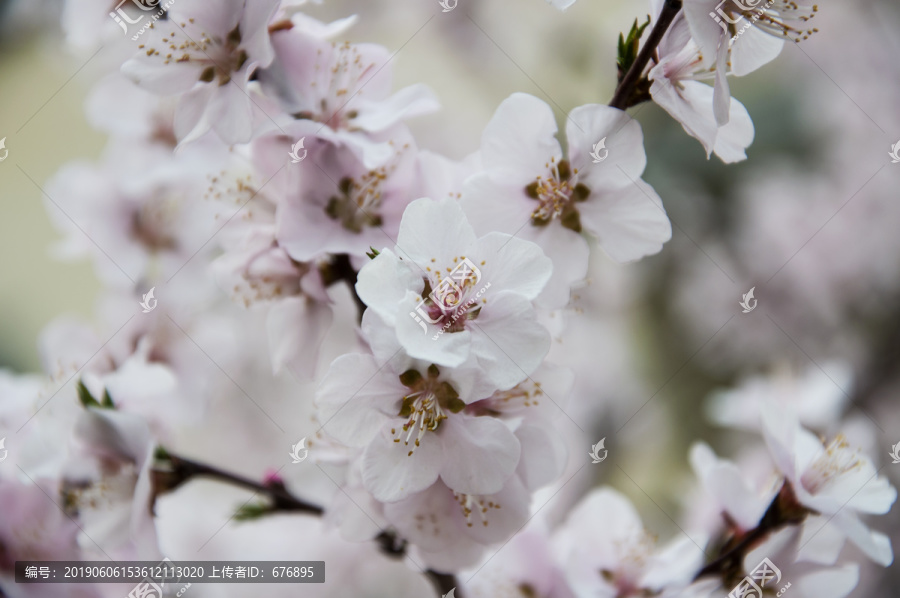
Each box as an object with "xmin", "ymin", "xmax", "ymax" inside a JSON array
[{"xmin": 438, "ymin": 415, "xmax": 521, "ymax": 495}]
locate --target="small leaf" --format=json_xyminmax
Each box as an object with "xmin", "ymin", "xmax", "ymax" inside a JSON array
[
  {"xmin": 366, "ymin": 247, "xmax": 380, "ymax": 260},
  {"xmin": 101, "ymin": 389, "xmax": 116, "ymax": 409},
  {"xmin": 76, "ymin": 380, "xmax": 101, "ymax": 409},
  {"xmin": 234, "ymin": 502, "xmax": 271, "ymax": 521}
]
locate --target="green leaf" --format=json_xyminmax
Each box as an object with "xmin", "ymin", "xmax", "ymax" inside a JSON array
[
  {"xmin": 101, "ymin": 389, "xmax": 116, "ymax": 409},
  {"xmin": 234, "ymin": 502, "xmax": 271, "ymax": 521},
  {"xmin": 76, "ymin": 380, "xmax": 101, "ymax": 409},
  {"xmin": 366, "ymin": 247, "xmax": 381, "ymax": 260},
  {"xmin": 616, "ymin": 15, "xmax": 652, "ymax": 75}
]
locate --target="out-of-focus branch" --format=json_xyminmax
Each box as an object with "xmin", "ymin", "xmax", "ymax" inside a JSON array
[
  {"xmin": 694, "ymin": 481, "xmax": 810, "ymax": 583},
  {"xmin": 321, "ymin": 253, "xmax": 367, "ymax": 323},
  {"xmin": 609, "ymin": 0, "xmax": 682, "ymax": 110},
  {"xmin": 152, "ymin": 450, "xmax": 462, "ymax": 597}
]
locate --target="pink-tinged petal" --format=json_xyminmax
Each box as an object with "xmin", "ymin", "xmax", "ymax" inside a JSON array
[
  {"xmin": 459, "ymin": 173, "xmax": 536, "ymax": 237},
  {"xmin": 641, "ymin": 536, "xmax": 706, "ymax": 590},
  {"xmin": 395, "ymin": 291, "xmax": 472, "ymax": 367},
  {"xmin": 567, "ymin": 104, "xmax": 647, "ymax": 185},
  {"xmin": 797, "ymin": 515, "xmax": 847, "ymax": 565},
  {"xmin": 169, "ymin": 0, "xmax": 243, "ymax": 35},
  {"xmin": 362, "ymin": 424, "xmax": 444, "ymax": 501},
  {"xmin": 470, "ymin": 292, "xmax": 551, "ymax": 389},
  {"xmin": 396, "ymin": 197, "xmax": 478, "ymax": 267},
  {"xmin": 355, "ymin": 249, "xmax": 422, "ymax": 323},
  {"xmin": 689, "ymin": 443, "xmax": 771, "ymax": 530},
  {"xmin": 352, "ymin": 84, "xmax": 441, "ymax": 132},
  {"xmin": 731, "ymin": 24, "xmax": 784, "ymax": 76},
  {"xmin": 462, "ymin": 475, "xmax": 531, "ymax": 545},
  {"xmin": 658, "ymin": 12, "xmax": 693, "ymax": 57},
  {"xmin": 481, "ymin": 93, "xmax": 563, "ymax": 182},
  {"xmin": 577, "ymin": 181, "xmax": 672, "ymax": 262},
  {"xmin": 516, "ymin": 424, "xmax": 567, "ymax": 490},
  {"xmin": 329, "ymin": 128, "xmax": 397, "ymax": 170},
  {"xmin": 121, "ymin": 58, "xmax": 203, "ymax": 95},
  {"xmin": 383, "ymin": 481, "xmax": 464, "ymax": 552},
  {"xmin": 239, "ymin": 0, "xmax": 281, "ymax": 68},
  {"xmin": 208, "ymin": 80, "xmax": 255, "ymax": 145},
  {"xmin": 473, "ymin": 232, "xmax": 552, "ymax": 301},
  {"xmin": 555, "ymin": 487, "xmax": 646, "ymax": 588},
  {"xmin": 266, "ymin": 296, "xmax": 332, "ymax": 378},
  {"xmin": 831, "ymin": 511, "xmax": 893, "ymax": 566},
  {"xmin": 173, "ymin": 84, "xmax": 216, "ymax": 142},
  {"xmin": 438, "ymin": 415, "xmax": 520, "ymax": 495},
  {"xmin": 316, "ymin": 353, "xmax": 400, "ymax": 447},
  {"xmin": 793, "ymin": 564, "xmax": 859, "ymax": 598}
]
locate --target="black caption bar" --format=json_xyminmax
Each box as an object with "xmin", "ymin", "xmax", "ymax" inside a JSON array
[{"xmin": 15, "ymin": 561, "xmax": 324, "ymax": 584}]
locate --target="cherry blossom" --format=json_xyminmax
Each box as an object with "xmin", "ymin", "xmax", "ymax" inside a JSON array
[
  {"xmin": 461, "ymin": 93, "xmax": 671, "ymax": 307},
  {"xmin": 649, "ymin": 12, "xmax": 755, "ymax": 162},
  {"xmin": 761, "ymin": 404, "xmax": 897, "ymax": 566},
  {"xmin": 356, "ymin": 197, "xmax": 553, "ymax": 390},
  {"xmin": 121, "ymin": 0, "xmax": 282, "ymax": 144}
]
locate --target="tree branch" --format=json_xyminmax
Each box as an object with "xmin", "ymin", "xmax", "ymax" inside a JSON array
[
  {"xmin": 152, "ymin": 451, "xmax": 461, "ymax": 597},
  {"xmin": 609, "ymin": 0, "xmax": 682, "ymax": 110}
]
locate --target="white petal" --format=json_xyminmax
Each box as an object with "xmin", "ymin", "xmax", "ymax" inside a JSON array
[
  {"xmin": 362, "ymin": 423, "xmax": 444, "ymax": 502},
  {"xmin": 439, "ymin": 415, "xmax": 520, "ymax": 495},
  {"xmin": 793, "ymin": 564, "xmax": 859, "ymax": 598},
  {"xmin": 316, "ymin": 353, "xmax": 400, "ymax": 447},
  {"xmin": 470, "ymin": 292, "xmax": 551, "ymax": 389},
  {"xmin": 459, "ymin": 173, "xmax": 536, "ymax": 237},
  {"xmin": 832, "ymin": 511, "xmax": 894, "ymax": 566},
  {"xmin": 395, "ymin": 291, "xmax": 472, "ymax": 367},
  {"xmin": 352, "ymin": 84, "xmax": 441, "ymax": 132},
  {"xmin": 356, "ymin": 249, "xmax": 422, "ymax": 324},
  {"xmin": 577, "ymin": 180, "xmax": 672, "ymax": 262},
  {"xmin": 567, "ymin": 104, "xmax": 647, "ymax": 186},
  {"xmin": 481, "ymin": 93, "xmax": 563, "ymax": 182},
  {"xmin": 266, "ymin": 296, "xmax": 332, "ymax": 378},
  {"xmin": 731, "ymin": 23, "xmax": 784, "ymax": 76},
  {"xmin": 515, "ymin": 424, "xmax": 567, "ymax": 490},
  {"xmin": 473, "ymin": 232, "xmax": 552, "ymax": 301},
  {"xmin": 395, "ymin": 197, "xmax": 478, "ymax": 267}
]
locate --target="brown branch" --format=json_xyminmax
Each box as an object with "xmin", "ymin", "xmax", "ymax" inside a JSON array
[
  {"xmin": 152, "ymin": 451, "xmax": 460, "ymax": 597},
  {"xmin": 609, "ymin": 0, "xmax": 682, "ymax": 110}
]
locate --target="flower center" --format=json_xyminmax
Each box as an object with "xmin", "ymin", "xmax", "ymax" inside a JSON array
[
  {"xmin": 325, "ymin": 174, "xmax": 386, "ymax": 233},
  {"xmin": 525, "ymin": 158, "xmax": 590, "ymax": 232},
  {"xmin": 392, "ymin": 366, "xmax": 465, "ymax": 455},
  {"xmin": 413, "ymin": 257, "xmax": 487, "ymax": 332},
  {"xmin": 293, "ymin": 42, "xmax": 376, "ymax": 130},
  {"xmin": 141, "ymin": 23, "xmax": 248, "ymax": 87},
  {"xmin": 800, "ymin": 435, "xmax": 862, "ymax": 494},
  {"xmin": 454, "ymin": 492, "xmax": 502, "ymax": 528},
  {"xmin": 722, "ymin": 0, "xmax": 819, "ymax": 42}
]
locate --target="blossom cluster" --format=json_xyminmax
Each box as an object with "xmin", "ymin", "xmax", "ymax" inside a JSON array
[{"xmin": 0, "ymin": 0, "xmax": 894, "ymax": 597}]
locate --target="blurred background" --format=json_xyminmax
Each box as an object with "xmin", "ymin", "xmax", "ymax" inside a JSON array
[{"xmin": 1, "ymin": 0, "xmax": 899, "ymax": 594}]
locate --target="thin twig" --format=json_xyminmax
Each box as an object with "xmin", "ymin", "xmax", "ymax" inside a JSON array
[{"xmin": 609, "ymin": 0, "xmax": 682, "ymax": 110}]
